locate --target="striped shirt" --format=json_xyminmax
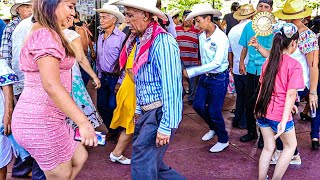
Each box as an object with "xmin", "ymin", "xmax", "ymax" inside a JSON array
[
  {"xmin": 135, "ymin": 33, "xmax": 183, "ymax": 136},
  {"xmin": 175, "ymin": 25, "xmax": 200, "ymax": 63}
]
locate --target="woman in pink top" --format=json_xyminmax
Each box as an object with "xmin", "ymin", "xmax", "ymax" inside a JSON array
[
  {"xmin": 254, "ymin": 22, "xmax": 304, "ymax": 180},
  {"xmin": 11, "ymin": 0, "xmax": 97, "ymax": 179}
]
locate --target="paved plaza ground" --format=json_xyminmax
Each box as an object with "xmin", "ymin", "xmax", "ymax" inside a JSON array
[{"xmin": 6, "ymin": 92, "xmax": 320, "ymax": 179}]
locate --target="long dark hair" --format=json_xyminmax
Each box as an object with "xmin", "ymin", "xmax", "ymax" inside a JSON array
[
  {"xmin": 255, "ymin": 29, "xmax": 299, "ymax": 118},
  {"xmin": 33, "ymin": 0, "xmax": 75, "ymax": 57}
]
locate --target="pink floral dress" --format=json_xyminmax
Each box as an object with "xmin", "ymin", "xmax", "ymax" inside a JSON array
[{"xmin": 12, "ymin": 28, "xmax": 79, "ymax": 171}]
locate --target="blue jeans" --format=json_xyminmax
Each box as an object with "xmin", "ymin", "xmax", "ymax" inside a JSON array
[
  {"xmin": 234, "ymin": 74, "xmax": 247, "ymax": 127},
  {"xmin": 131, "ymin": 108, "xmax": 185, "ymax": 180},
  {"xmin": 311, "ymin": 83, "xmax": 320, "ymax": 139},
  {"xmin": 193, "ymin": 71, "xmax": 229, "ymax": 143},
  {"xmin": 97, "ymin": 74, "xmax": 118, "ymax": 133}
]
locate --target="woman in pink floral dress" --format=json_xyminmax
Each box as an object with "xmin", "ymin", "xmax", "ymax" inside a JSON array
[{"xmin": 11, "ymin": 0, "xmax": 97, "ymax": 179}]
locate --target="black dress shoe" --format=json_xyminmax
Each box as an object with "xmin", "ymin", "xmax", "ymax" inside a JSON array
[
  {"xmin": 312, "ymin": 140, "xmax": 319, "ymax": 150},
  {"xmin": 240, "ymin": 133, "xmax": 258, "ymax": 142},
  {"xmin": 300, "ymin": 112, "xmax": 311, "ymax": 121},
  {"xmin": 258, "ymin": 136, "xmax": 264, "ymax": 149}
]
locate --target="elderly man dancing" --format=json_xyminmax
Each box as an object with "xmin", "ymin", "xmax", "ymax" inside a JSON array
[{"xmin": 111, "ymin": 0, "xmax": 185, "ymax": 179}]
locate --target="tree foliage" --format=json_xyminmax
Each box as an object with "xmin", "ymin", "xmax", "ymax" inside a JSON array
[{"xmin": 165, "ymin": 0, "xmax": 222, "ymax": 13}]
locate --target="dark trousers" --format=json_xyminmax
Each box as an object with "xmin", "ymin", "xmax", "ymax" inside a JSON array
[
  {"xmin": 97, "ymin": 74, "xmax": 118, "ymax": 133},
  {"xmin": 13, "ymin": 95, "xmax": 46, "ymax": 180},
  {"xmin": 311, "ymin": 83, "xmax": 320, "ymax": 139},
  {"xmin": 245, "ymin": 73, "xmax": 260, "ymax": 136},
  {"xmin": 131, "ymin": 108, "xmax": 185, "ymax": 180},
  {"xmin": 193, "ymin": 72, "xmax": 229, "ymax": 143},
  {"xmin": 80, "ymin": 66, "xmax": 91, "ymax": 87},
  {"xmin": 234, "ymin": 74, "xmax": 247, "ymax": 127}
]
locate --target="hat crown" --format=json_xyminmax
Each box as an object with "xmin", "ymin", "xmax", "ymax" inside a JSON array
[
  {"xmin": 239, "ymin": 4, "xmax": 255, "ymax": 16},
  {"xmin": 15, "ymin": 0, "xmax": 31, "ymax": 3},
  {"xmin": 101, "ymin": 3, "xmax": 120, "ymax": 12},
  {"xmin": 283, "ymin": 0, "xmax": 306, "ymax": 14},
  {"xmin": 192, "ymin": 3, "xmax": 214, "ymax": 12}
]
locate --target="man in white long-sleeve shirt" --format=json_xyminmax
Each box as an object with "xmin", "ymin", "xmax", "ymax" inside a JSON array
[{"xmin": 184, "ymin": 4, "xmax": 230, "ymax": 153}]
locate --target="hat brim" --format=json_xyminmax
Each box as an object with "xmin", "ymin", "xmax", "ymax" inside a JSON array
[
  {"xmin": 94, "ymin": 9, "xmax": 125, "ymax": 23},
  {"xmin": 185, "ymin": 9, "xmax": 222, "ymax": 21},
  {"xmin": 111, "ymin": 0, "xmax": 168, "ymax": 21},
  {"xmin": 233, "ymin": 10, "xmax": 257, "ymax": 20},
  {"xmin": 10, "ymin": 2, "xmax": 32, "ymax": 16},
  {"xmin": 274, "ymin": 7, "xmax": 312, "ymax": 20}
]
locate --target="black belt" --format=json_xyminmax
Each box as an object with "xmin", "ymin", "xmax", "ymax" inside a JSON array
[
  {"xmin": 101, "ymin": 71, "xmax": 118, "ymax": 77},
  {"xmin": 205, "ymin": 69, "xmax": 228, "ymax": 77}
]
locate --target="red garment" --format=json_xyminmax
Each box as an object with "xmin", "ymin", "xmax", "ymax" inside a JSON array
[
  {"xmin": 175, "ymin": 25, "xmax": 200, "ymax": 63},
  {"xmin": 119, "ymin": 21, "xmax": 167, "ymax": 74}
]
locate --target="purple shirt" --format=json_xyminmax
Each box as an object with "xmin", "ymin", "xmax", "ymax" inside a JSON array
[{"xmin": 96, "ymin": 27, "xmax": 126, "ymax": 78}]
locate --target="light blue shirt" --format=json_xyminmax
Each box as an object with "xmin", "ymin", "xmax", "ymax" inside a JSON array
[
  {"xmin": 238, "ymin": 21, "xmax": 273, "ymax": 76},
  {"xmin": 186, "ymin": 25, "xmax": 229, "ymax": 78},
  {"xmin": 134, "ymin": 33, "xmax": 183, "ymax": 136}
]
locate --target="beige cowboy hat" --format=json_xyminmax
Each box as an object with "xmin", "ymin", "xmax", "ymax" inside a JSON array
[
  {"xmin": 273, "ymin": 0, "xmax": 312, "ymax": 20},
  {"xmin": 233, "ymin": 4, "xmax": 257, "ymax": 20},
  {"xmin": 94, "ymin": 3, "xmax": 125, "ymax": 23},
  {"xmin": 109, "ymin": 0, "xmax": 168, "ymax": 21},
  {"xmin": 10, "ymin": 0, "xmax": 32, "ymax": 16},
  {"xmin": 168, "ymin": 8, "xmax": 181, "ymax": 17},
  {"xmin": 185, "ymin": 3, "xmax": 222, "ymax": 21}
]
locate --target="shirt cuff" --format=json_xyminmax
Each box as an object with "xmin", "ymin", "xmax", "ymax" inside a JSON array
[
  {"xmin": 157, "ymin": 124, "xmax": 171, "ymax": 136},
  {"xmin": 135, "ymin": 104, "xmax": 142, "ymax": 114},
  {"xmin": 186, "ymin": 67, "xmax": 196, "ymax": 78}
]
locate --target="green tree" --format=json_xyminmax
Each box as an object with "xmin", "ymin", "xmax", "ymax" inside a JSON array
[{"xmin": 166, "ymin": 0, "xmax": 222, "ymax": 13}]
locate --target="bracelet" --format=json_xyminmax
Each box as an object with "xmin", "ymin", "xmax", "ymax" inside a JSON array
[
  {"xmin": 255, "ymin": 44, "xmax": 261, "ymax": 51},
  {"xmin": 310, "ymin": 91, "xmax": 317, "ymax": 95}
]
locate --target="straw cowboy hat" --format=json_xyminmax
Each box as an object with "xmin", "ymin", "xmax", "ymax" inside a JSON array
[
  {"xmin": 168, "ymin": 8, "xmax": 181, "ymax": 17},
  {"xmin": 10, "ymin": 0, "xmax": 32, "ymax": 16},
  {"xmin": 233, "ymin": 4, "xmax": 257, "ymax": 20},
  {"xmin": 185, "ymin": 3, "xmax": 222, "ymax": 21},
  {"xmin": 94, "ymin": 3, "xmax": 125, "ymax": 23},
  {"xmin": 273, "ymin": 0, "xmax": 312, "ymax": 20},
  {"xmin": 110, "ymin": 0, "xmax": 168, "ymax": 21}
]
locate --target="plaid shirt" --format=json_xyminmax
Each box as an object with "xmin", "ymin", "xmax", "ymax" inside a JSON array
[{"xmin": 0, "ymin": 17, "xmax": 21, "ymax": 67}]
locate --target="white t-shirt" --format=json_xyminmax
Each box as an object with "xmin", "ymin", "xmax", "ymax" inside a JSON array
[
  {"xmin": 228, "ymin": 19, "xmax": 250, "ymax": 75},
  {"xmin": 12, "ymin": 16, "xmax": 33, "ymax": 95}
]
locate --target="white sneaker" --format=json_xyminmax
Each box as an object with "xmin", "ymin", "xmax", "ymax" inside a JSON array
[
  {"xmin": 201, "ymin": 130, "xmax": 215, "ymax": 141},
  {"xmin": 109, "ymin": 152, "xmax": 131, "ymax": 165},
  {"xmin": 209, "ymin": 142, "xmax": 229, "ymax": 153},
  {"xmin": 270, "ymin": 150, "xmax": 282, "ymax": 165},
  {"xmin": 270, "ymin": 150, "xmax": 301, "ymax": 165},
  {"xmin": 290, "ymin": 153, "xmax": 301, "ymax": 165}
]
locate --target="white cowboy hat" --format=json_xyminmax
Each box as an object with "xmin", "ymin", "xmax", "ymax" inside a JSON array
[
  {"xmin": 110, "ymin": 0, "xmax": 168, "ymax": 21},
  {"xmin": 94, "ymin": 3, "xmax": 125, "ymax": 23},
  {"xmin": 185, "ymin": 3, "xmax": 222, "ymax": 21},
  {"xmin": 168, "ymin": 8, "xmax": 181, "ymax": 17},
  {"xmin": 10, "ymin": 0, "xmax": 32, "ymax": 16}
]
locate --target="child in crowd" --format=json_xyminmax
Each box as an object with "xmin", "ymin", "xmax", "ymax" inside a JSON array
[{"xmin": 254, "ymin": 22, "xmax": 304, "ymax": 179}]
